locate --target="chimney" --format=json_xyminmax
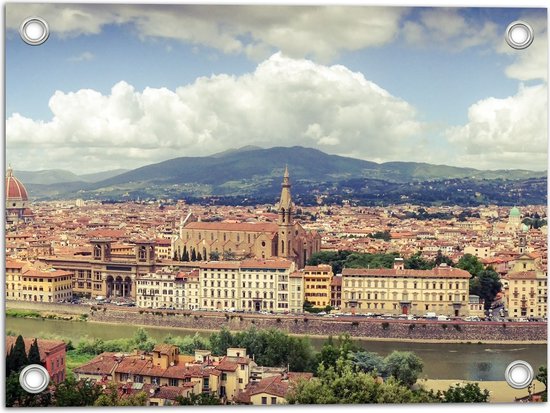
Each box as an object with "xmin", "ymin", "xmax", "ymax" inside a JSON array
[{"xmin": 393, "ymin": 258, "xmax": 404, "ymax": 270}]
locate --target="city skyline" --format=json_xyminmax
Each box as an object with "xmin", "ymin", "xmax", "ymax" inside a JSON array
[{"xmin": 5, "ymin": 4, "xmax": 548, "ymax": 173}]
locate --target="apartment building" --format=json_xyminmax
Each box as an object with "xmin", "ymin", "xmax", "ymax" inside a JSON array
[{"xmin": 341, "ymin": 258, "xmax": 471, "ymax": 317}]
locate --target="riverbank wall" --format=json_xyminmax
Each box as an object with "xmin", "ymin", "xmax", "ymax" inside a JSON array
[{"xmin": 6, "ymin": 301, "xmax": 547, "ymax": 343}]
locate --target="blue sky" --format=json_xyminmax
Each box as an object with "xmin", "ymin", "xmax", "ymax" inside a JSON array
[{"xmin": 5, "ymin": 4, "xmax": 548, "ymax": 173}]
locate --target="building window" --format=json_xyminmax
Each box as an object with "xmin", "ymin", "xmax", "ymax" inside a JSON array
[
  {"xmin": 271, "ymin": 397, "xmax": 277, "ymax": 404},
  {"xmin": 262, "ymin": 397, "xmax": 267, "ymax": 405}
]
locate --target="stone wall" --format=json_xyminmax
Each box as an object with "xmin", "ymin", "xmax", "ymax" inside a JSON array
[
  {"xmin": 7, "ymin": 301, "xmax": 546, "ymax": 343},
  {"xmin": 88, "ymin": 308, "xmax": 547, "ymax": 343}
]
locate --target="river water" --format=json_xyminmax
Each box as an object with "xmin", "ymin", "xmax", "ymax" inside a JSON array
[{"xmin": 6, "ymin": 317, "xmax": 546, "ymax": 381}]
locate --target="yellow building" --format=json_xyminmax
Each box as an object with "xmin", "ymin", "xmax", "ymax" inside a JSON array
[
  {"xmin": 235, "ymin": 372, "xmax": 313, "ymax": 405},
  {"xmin": 303, "ymin": 264, "xmax": 333, "ymax": 308},
  {"xmin": 506, "ymin": 253, "xmax": 547, "ymax": 319},
  {"xmin": 5, "ymin": 260, "xmax": 72, "ymax": 303},
  {"xmin": 341, "ymin": 259, "xmax": 471, "ymax": 317}
]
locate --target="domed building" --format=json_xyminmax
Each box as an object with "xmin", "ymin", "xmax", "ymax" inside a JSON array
[
  {"xmin": 5, "ymin": 166, "xmax": 33, "ymax": 225},
  {"xmin": 505, "ymin": 206, "xmax": 522, "ymax": 232}
]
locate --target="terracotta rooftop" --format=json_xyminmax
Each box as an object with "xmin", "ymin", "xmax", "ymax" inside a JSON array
[
  {"xmin": 241, "ymin": 259, "xmax": 293, "ymax": 270},
  {"xmin": 342, "ymin": 266, "xmax": 471, "ymax": 279},
  {"xmin": 5, "ymin": 336, "xmax": 66, "ymax": 362},
  {"xmin": 185, "ymin": 222, "xmax": 278, "ymax": 233}
]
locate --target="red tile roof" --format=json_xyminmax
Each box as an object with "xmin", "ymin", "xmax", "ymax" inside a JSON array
[
  {"xmin": 5, "ymin": 336, "xmax": 66, "ymax": 362},
  {"xmin": 342, "ymin": 266, "xmax": 471, "ymax": 279},
  {"xmin": 185, "ymin": 222, "xmax": 278, "ymax": 233}
]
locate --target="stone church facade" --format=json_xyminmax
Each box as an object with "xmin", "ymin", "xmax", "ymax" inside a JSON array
[{"xmin": 172, "ymin": 168, "xmax": 321, "ymax": 268}]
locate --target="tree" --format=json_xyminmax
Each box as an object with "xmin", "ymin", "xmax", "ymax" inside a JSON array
[
  {"xmin": 190, "ymin": 248, "xmax": 197, "ymax": 261},
  {"xmin": 469, "ymin": 269, "xmax": 502, "ymax": 309},
  {"xmin": 132, "ymin": 327, "xmax": 155, "ymax": 352},
  {"xmin": 173, "ymin": 251, "xmax": 179, "ymax": 261},
  {"xmin": 209, "ymin": 328, "xmax": 235, "ymax": 355},
  {"xmin": 441, "ymin": 383, "xmax": 490, "ymax": 402},
  {"xmin": 182, "ymin": 246, "xmax": 189, "ymax": 262},
  {"xmin": 405, "ymin": 252, "xmax": 434, "ymax": 270},
  {"xmin": 6, "ymin": 344, "xmax": 14, "ymax": 375},
  {"xmin": 175, "ymin": 393, "xmax": 221, "ymax": 405},
  {"xmin": 457, "ymin": 254, "xmax": 484, "ymax": 277},
  {"xmin": 536, "ymin": 365, "xmax": 547, "ymax": 402},
  {"xmin": 307, "ymin": 250, "xmax": 353, "ymax": 275},
  {"xmin": 223, "ymin": 250, "xmax": 236, "ymax": 260},
  {"xmin": 383, "ymin": 351, "xmax": 424, "ymax": 387},
  {"xmin": 54, "ymin": 377, "xmax": 103, "ymax": 406},
  {"xmin": 5, "ymin": 371, "xmax": 52, "ymax": 407},
  {"xmin": 287, "ymin": 357, "xmax": 437, "ymax": 404},
  {"xmin": 352, "ymin": 351, "xmax": 385, "ymax": 375},
  {"xmin": 368, "ymin": 231, "xmax": 391, "ymax": 242},
  {"xmin": 10, "ymin": 335, "xmax": 29, "ymax": 373},
  {"xmin": 316, "ymin": 334, "xmax": 360, "ymax": 372},
  {"xmin": 28, "ymin": 338, "xmax": 42, "ymax": 365},
  {"xmin": 434, "ymin": 250, "xmax": 454, "ymax": 267},
  {"xmin": 209, "ymin": 251, "xmax": 220, "ymax": 261},
  {"xmin": 197, "ymin": 252, "xmax": 203, "ymax": 261}
]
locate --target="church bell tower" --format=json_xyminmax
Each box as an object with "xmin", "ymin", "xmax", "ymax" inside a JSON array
[{"xmin": 277, "ymin": 166, "xmax": 294, "ymax": 259}]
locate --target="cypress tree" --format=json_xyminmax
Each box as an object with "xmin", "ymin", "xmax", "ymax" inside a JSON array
[
  {"xmin": 28, "ymin": 339, "xmax": 41, "ymax": 365},
  {"xmin": 191, "ymin": 248, "xmax": 197, "ymax": 261},
  {"xmin": 11, "ymin": 335, "xmax": 28, "ymax": 372},
  {"xmin": 182, "ymin": 246, "xmax": 189, "ymax": 262},
  {"xmin": 197, "ymin": 252, "xmax": 203, "ymax": 261},
  {"xmin": 6, "ymin": 344, "xmax": 14, "ymax": 375}
]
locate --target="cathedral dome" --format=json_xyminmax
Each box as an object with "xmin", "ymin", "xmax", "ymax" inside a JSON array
[
  {"xmin": 509, "ymin": 206, "xmax": 520, "ymax": 218},
  {"xmin": 6, "ymin": 167, "xmax": 28, "ymax": 202}
]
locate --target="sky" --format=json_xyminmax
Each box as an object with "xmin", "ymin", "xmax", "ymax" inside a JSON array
[{"xmin": 4, "ymin": 3, "xmax": 548, "ymax": 173}]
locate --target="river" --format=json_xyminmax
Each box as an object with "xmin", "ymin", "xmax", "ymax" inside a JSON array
[{"xmin": 6, "ymin": 317, "xmax": 546, "ymax": 381}]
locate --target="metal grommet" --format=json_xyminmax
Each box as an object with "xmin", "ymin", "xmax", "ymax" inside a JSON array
[
  {"xmin": 505, "ymin": 21, "xmax": 534, "ymax": 50},
  {"xmin": 19, "ymin": 364, "xmax": 50, "ymax": 393},
  {"xmin": 505, "ymin": 360, "xmax": 534, "ymax": 389},
  {"xmin": 19, "ymin": 17, "xmax": 50, "ymax": 46}
]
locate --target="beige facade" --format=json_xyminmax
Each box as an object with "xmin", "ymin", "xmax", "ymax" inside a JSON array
[
  {"xmin": 464, "ymin": 245, "xmax": 492, "ymax": 259},
  {"xmin": 172, "ymin": 169, "xmax": 321, "ymax": 269},
  {"xmin": 175, "ymin": 270, "xmax": 200, "ymax": 310},
  {"xmin": 40, "ymin": 239, "xmax": 158, "ymax": 299},
  {"xmin": 341, "ymin": 260, "xmax": 471, "ymax": 317},
  {"xmin": 136, "ymin": 270, "xmax": 176, "ymax": 309},
  {"xmin": 506, "ymin": 254, "xmax": 547, "ymax": 319},
  {"xmin": 6, "ymin": 260, "xmax": 73, "ymax": 303},
  {"xmin": 303, "ymin": 264, "xmax": 333, "ymax": 307},
  {"xmin": 199, "ymin": 259, "xmax": 303, "ymax": 313},
  {"xmin": 289, "ymin": 272, "xmax": 305, "ymax": 312}
]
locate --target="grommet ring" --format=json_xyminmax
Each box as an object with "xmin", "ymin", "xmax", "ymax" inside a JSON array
[
  {"xmin": 505, "ymin": 21, "xmax": 534, "ymax": 50},
  {"xmin": 504, "ymin": 360, "xmax": 534, "ymax": 389},
  {"xmin": 19, "ymin": 364, "xmax": 50, "ymax": 393},
  {"xmin": 19, "ymin": 17, "xmax": 50, "ymax": 46}
]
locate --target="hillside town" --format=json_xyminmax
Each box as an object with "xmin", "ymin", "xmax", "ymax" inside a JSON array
[
  {"xmin": 5, "ymin": 167, "xmax": 548, "ymax": 321},
  {"xmin": 4, "ymin": 166, "xmax": 549, "ymax": 405}
]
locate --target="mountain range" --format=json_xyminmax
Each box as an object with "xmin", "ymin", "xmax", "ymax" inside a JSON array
[{"xmin": 21, "ymin": 146, "xmax": 546, "ymax": 205}]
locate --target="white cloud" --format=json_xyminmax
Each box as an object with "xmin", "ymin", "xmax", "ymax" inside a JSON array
[
  {"xmin": 6, "ymin": 4, "xmax": 406, "ymax": 62},
  {"xmin": 446, "ymin": 83, "xmax": 548, "ymax": 170},
  {"xmin": 67, "ymin": 51, "xmax": 95, "ymax": 62},
  {"xmin": 6, "ymin": 53, "xmax": 424, "ymax": 172},
  {"xmin": 402, "ymin": 8, "xmax": 499, "ymax": 51},
  {"xmin": 498, "ymin": 14, "xmax": 548, "ymax": 82}
]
